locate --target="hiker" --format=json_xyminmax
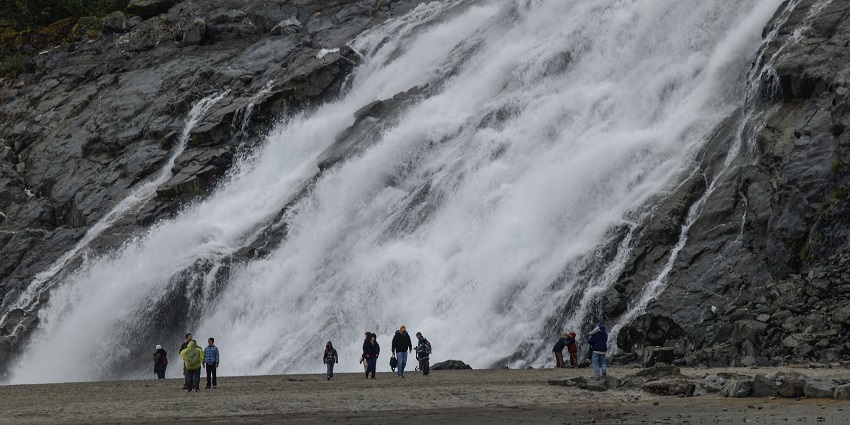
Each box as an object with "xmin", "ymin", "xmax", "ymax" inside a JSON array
[
  {"xmin": 566, "ymin": 332, "xmax": 578, "ymax": 368},
  {"xmin": 415, "ymin": 332, "xmax": 431, "ymax": 376},
  {"xmin": 360, "ymin": 331, "xmax": 370, "ymax": 373},
  {"xmin": 391, "ymin": 325, "xmax": 413, "ymax": 378},
  {"xmin": 179, "ymin": 333, "xmax": 193, "ymax": 389},
  {"xmin": 362, "ymin": 332, "xmax": 380, "ymax": 379},
  {"xmin": 180, "ymin": 340, "xmax": 205, "ymax": 392},
  {"xmin": 587, "ymin": 324, "xmax": 608, "ymax": 377},
  {"xmin": 323, "ymin": 341, "xmax": 339, "ymax": 380},
  {"xmin": 203, "ymin": 337, "xmax": 220, "ymax": 389},
  {"xmin": 153, "ymin": 345, "xmax": 168, "ymax": 379},
  {"xmin": 552, "ymin": 333, "xmax": 568, "ymax": 368}
]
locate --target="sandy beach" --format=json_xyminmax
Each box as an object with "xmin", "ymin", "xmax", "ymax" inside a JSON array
[{"xmin": 1, "ymin": 366, "xmax": 849, "ymax": 424}]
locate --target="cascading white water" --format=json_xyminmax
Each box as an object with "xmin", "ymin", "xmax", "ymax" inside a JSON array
[{"xmin": 6, "ymin": 0, "xmax": 785, "ymax": 383}]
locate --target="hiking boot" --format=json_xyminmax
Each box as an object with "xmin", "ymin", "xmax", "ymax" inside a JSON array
[
  {"xmin": 205, "ymin": 386, "xmax": 211, "ymax": 389},
  {"xmin": 213, "ymin": 386, "xmax": 217, "ymax": 389},
  {"xmin": 195, "ymin": 389, "xmax": 200, "ymax": 393},
  {"xmin": 187, "ymin": 389, "xmax": 192, "ymax": 393}
]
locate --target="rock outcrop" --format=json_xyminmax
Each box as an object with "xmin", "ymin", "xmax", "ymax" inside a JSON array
[{"xmin": 601, "ymin": 1, "xmax": 850, "ymax": 367}]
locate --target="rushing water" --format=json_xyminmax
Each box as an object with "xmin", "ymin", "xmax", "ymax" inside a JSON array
[{"xmin": 6, "ymin": 0, "xmax": 786, "ymax": 383}]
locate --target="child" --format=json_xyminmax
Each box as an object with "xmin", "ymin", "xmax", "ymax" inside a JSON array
[
  {"xmin": 323, "ymin": 341, "xmax": 339, "ymax": 380},
  {"xmin": 566, "ymin": 332, "xmax": 578, "ymax": 368},
  {"xmin": 203, "ymin": 337, "xmax": 220, "ymax": 389},
  {"xmin": 415, "ymin": 332, "xmax": 431, "ymax": 376}
]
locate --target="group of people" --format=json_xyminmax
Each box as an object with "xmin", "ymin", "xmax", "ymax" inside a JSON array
[
  {"xmin": 324, "ymin": 325, "xmax": 432, "ymax": 380},
  {"xmin": 153, "ymin": 327, "xmax": 434, "ymax": 386},
  {"xmin": 552, "ymin": 324, "xmax": 608, "ymax": 377},
  {"xmin": 152, "ymin": 333, "xmax": 220, "ymax": 392}
]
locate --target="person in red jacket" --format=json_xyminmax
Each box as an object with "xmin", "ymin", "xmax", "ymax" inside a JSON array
[{"xmin": 566, "ymin": 332, "xmax": 578, "ymax": 368}]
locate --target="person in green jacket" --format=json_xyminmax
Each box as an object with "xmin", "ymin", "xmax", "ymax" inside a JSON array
[{"xmin": 180, "ymin": 340, "xmax": 204, "ymax": 392}]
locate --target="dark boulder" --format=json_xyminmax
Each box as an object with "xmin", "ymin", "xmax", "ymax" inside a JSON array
[
  {"xmin": 751, "ymin": 375, "xmax": 778, "ymax": 397},
  {"xmin": 641, "ymin": 346, "xmax": 675, "ymax": 367},
  {"xmin": 778, "ymin": 379, "xmax": 806, "ymax": 398},
  {"xmin": 127, "ymin": 0, "xmax": 177, "ymax": 19},
  {"xmin": 431, "ymin": 360, "xmax": 471, "ymax": 370}
]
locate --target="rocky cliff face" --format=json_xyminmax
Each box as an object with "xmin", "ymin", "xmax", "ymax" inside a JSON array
[
  {"xmin": 0, "ymin": 0, "xmax": 421, "ymax": 370},
  {"xmin": 607, "ymin": 0, "xmax": 850, "ymax": 367}
]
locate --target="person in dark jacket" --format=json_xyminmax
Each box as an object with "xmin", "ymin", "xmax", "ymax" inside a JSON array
[
  {"xmin": 552, "ymin": 333, "xmax": 568, "ymax": 368},
  {"xmin": 153, "ymin": 345, "xmax": 168, "ymax": 379},
  {"xmin": 415, "ymin": 332, "xmax": 431, "ymax": 376},
  {"xmin": 360, "ymin": 331, "xmax": 370, "ymax": 373},
  {"xmin": 363, "ymin": 333, "xmax": 380, "ymax": 379},
  {"xmin": 566, "ymin": 332, "xmax": 578, "ymax": 368},
  {"xmin": 587, "ymin": 324, "xmax": 608, "ymax": 377},
  {"xmin": 179, "ymin": 333, "xmax": 193, "ymax": 389},
  {"xmin": 391, "ymin": 325, "xmax": 413, "ymax": 378},
  {"xmin": 323, "ymin": 341, "xmax": 339, "ymax": 380}
]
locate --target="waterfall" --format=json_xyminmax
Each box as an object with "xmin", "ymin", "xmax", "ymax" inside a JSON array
[{"xmin": 6, "ymin": 0, "xmax": 785, "ymax": 383}]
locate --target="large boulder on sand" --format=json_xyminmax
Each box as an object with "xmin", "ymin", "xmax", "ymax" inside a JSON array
[
  {"xmin": 721, "ymin": 379, "xmax": 753, "ymax": 398},
  {"xmin": 431, "ymin": 360, "xmax": 471, "ymax": 370}
]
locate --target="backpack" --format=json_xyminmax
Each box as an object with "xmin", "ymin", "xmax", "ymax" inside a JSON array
[
  {"xmin": 162, "ymin": 355, "xmax": 168, "ymax": 367},
  {"xmin": 389, "ymin": 355, "xmax": 398, "ymax": 369}
]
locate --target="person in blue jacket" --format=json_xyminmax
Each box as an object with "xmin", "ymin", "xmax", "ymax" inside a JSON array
[{"xmin": 587, "ymin": 324, "xmax": 608, "ymax": 377}]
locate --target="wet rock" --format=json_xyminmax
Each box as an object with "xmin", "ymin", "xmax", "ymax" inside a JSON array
[
  {"xmin": 127, "ymin": 0, "xmax": 177, "ymax": 19},
  {"xmin": 642, "ymin": 379, "xmax": 695, "ymax": 397},
  {"xmin": 642, "ymin": 346, "xmax": 675, "ymax": 367},
  {"xmin": 431, "ymin": 360, "xmax": 471, "ymax": 370}
]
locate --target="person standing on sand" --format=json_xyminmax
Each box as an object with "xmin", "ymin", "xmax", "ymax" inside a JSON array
[
  {"xmin": 180, "ymin": 340, "xmax": 205, "ymax": 392},
  {"xmin": 391, "ymin": 325, "xmax": 413, "ymax": 378},
  {"xmin": 566, "ymin": 332, "xmax": 578, "ymax": 368},
  {"xmin": 363, "ymin": 333, "xmax": 380, "ymax": 379},
  {"xmin": 360, "ymin": 331, "xmax": 370, "ymax": 372},
  {"xmin": 153, "ymin": 345, "xmax": 168, "ymax": 379},
  {"xmin": 323, "ymin": 341, "xmax": 339, "ymax": 380},
  {"xmin": 203, "ymin": 338, "xmax": 220, "ymax": 389},
  {"xmin": 552, "ymin": 333, "xmax": 568, "ymax": 368},
  {"xmin": 415, "ymin": 332, "xmax": 431, "ymax": 377},
  {"xmin": 179, "ymin": 333, "xmax": 193, "ymax": 389},
  {"xmin": 587, "ymin": 324, "xmax": 608, "ymax": 377}
]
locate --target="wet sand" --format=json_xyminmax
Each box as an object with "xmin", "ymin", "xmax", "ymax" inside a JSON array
[{"xmin": 1, "ymin": 367, "xmax": 849, "ymax": 424}]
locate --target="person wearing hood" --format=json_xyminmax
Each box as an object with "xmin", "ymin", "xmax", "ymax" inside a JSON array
[
  {"xmin": 180, "ymin": 340, "xmax": 205, "ymax": 392},
  {"xmin": 363, "ymin": 333, "xmax": 380, "ymax": 379},
  {"xmin": 323, "ymin": 341, "xmax": 339, "ymax": 380},
  {"xmin": 566, "ymin": 332, "xmax": 578, "ymax": 368},
  {"xmin": 153, "ymin": 345, "xmax": 168, "ymax": 379},
  {"xmin": 587, "ymin": 324, "xmax": 608, "ymax": 377},
  {"xmin": 552, "ymin": 333, "xmax": 568, "ymax": 368}
]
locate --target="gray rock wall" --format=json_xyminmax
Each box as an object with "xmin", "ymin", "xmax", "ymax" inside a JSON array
[{"xmin": 608, "ymin": 0, "xmax": 850, "ymax": 366}]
